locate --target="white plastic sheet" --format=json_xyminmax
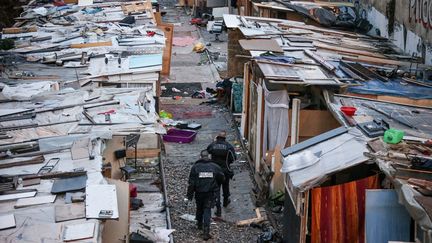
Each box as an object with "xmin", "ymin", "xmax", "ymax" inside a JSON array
[
  {"xmin": 2, "ymin": 82, "xmax": 58, "ymax": 101},
  {"xmin": 262, "ymin": 83, "xmax": 289, "ymax": 153}
]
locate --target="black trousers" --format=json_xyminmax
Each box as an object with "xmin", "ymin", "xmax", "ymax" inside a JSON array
[
  {"xmin": 216, "ymin": 176, "xmax": 230, "ymax": 209},
  {"xmin": 195, "ymin": 192, "xmax": 216, "ymax": 227}
]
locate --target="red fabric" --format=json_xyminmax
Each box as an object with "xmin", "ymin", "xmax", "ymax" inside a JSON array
[
  {"xmin": 129, "ymin": 183, "xmax": 137, "ymax": 198},
  {"xmin": 311, "ymin": 175, "xmax": 380, "ymax": 243}
]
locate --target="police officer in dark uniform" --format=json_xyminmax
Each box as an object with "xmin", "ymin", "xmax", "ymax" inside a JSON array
[
  {"xmin": 186, "ymin": 150, "xmax": 225, "ymax": 240},
  {"xmin": 206, "ymin": 131, "xmax": 236, "ymax": 216}
]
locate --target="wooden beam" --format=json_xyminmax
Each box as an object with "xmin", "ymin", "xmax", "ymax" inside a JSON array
[
  {"xmin": 0, "ymin": 155, "xmax": 45, "ymax": 169},
  {"xmin": 70, "ymin": 41, "xmax": 112, "ymax": 49},
  {"xmin": 3, "ymin": 26, "xmax": 37, "ymax": 34},
  {"xmin": 126, "ymin": 148, "xmax": 160, "ymax": 158}
]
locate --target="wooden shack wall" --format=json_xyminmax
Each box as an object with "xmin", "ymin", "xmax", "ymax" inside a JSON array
[{"xmin": 227, "ymin": 28, "xmax": 251, "ymax": 77}]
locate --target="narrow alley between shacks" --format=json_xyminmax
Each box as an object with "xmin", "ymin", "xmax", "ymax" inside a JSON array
[
  {"xmin": 158, "ymin": 1, "xmax": 265, "ymax": 241},
  {"xmin": 1, "ymin": 0, "xmax": 432, "ymax": 243}
]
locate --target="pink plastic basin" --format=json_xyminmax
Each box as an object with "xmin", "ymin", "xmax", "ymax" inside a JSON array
[{"xmin": 163, "ymin": 128, "xmax": 197, "ymax": 143}]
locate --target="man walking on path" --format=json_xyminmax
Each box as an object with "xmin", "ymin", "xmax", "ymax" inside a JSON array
[
  {"xmin": 186, "ymin": 150, "xmax": 225, "ymax": 240},
  {"xmin": 207, "ymin": 131, "xmax": 236, "ymax": 217}
]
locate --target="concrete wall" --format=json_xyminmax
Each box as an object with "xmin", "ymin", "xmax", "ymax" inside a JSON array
[{"xmin": 352, "ymin": 0, "xmax": 432, "ymax": 64}]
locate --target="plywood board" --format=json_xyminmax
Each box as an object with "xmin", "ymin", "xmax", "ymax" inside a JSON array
[
  {"xmin": 239, "ymin": 39, "xmax": 283, "ymax": 53},
  {"xmin": 71, "ymin": 138, "xmax": 90, "ymax": 160},
  {"xmin": 51, "ymin": 176, "xmax": 87, "ymax": 194},
  {"xmin": 103, "ymin": 179, "xmax": 130, "ymax": 243},
  {"xmin": 55, "ymin": 203, "xmax": 86, "ymax": 222},
  {"xmin": 86, "ymin": 185, "xmax": 119, "ymax": 219},
  {"xmin": 0, "ymin": 191, "xmax": 36, "ymax": 202},
  {"xmin": 63, "ymin": 222, "xmax": 95, "ymax": 241},
  {"xmin": 0, "ymin": 214, "xmax": 16, "ymax": 230},
  {"xmin": 22, "ymin": 178, "xmax": 41, "ymax": 187},
  {"xmin": 103, "ymin": 136, "xmax": 126, "ymax": 179},
  {"xmin": 14, "ymin": 195, "xmax": 56, "ymax": 208}
]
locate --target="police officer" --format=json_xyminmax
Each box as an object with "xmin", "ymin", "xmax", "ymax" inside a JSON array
[
  {"xmin": 206, "ymin": 131, "xmax": 236, "ymax": 216},
  {"xmin": 186, "ymin": 150, "xmax": 225, "ymax": 240}
]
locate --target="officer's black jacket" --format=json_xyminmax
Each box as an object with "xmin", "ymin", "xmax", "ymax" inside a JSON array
[
  {"xmin": 206, "ymin": 138, "xmax": 236, "ymax": 170},
  {"xmin": 187, "ymin": 159, "xmax": 225, "ymax": 198}
]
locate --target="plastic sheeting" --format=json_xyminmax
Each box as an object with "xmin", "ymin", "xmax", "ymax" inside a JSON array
[
  {"xmin": 284, "ymin": 128, "xmax": 368, "ymax": 192},
  {"xmin": 377, "ymin": 160, "xmax": 432, "ymax": 231},
  {"xmin": 2, "ymin": 82, "xmax": 58, "ymax": 101},
  {"xmin": 347, "ymin": 79, "xmax": 432, "ymax": 99},
  {"xmin": 262, "ymin": 83, "xmax": 289, "ymax": 152}
]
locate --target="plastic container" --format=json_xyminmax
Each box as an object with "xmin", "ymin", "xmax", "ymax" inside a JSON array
[
  {"xmin": 340, "ymin": 106, "xmax": 357, "ymax": 116},
  {"xmin": 163, "ymin": 128, "xmax": 197, "ymax": 143},
  {"xmin": 383, "ymin": 129, "xmax": 404, "ymax": 144}
]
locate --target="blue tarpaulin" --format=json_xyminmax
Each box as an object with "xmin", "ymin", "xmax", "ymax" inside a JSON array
[
  {"xmin": 347, "ymin": 79, "xmax": 432, "ymax": 99},
  {"xmin": 330, "ymin": 61, "xmax": 432, "ymax": 99}
]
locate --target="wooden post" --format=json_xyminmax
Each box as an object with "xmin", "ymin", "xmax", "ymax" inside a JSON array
[
  {"xmin": 156, "ymin": 22, "xmax": 174, "ymax": 76},
  {"xmin": 255, "ymin": 83, "xmax": 264, "ymax": 173},
  {"xmin": 290, "ymin": 98, "xmax": 301, "ymax": 146}
]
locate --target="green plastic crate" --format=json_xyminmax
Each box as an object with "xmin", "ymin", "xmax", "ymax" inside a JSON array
[{"xmin": 383, "ymin": 129, "xmax": 404, "ymax": 144}]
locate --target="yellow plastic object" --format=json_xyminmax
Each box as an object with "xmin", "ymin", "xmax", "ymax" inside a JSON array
[{"xmin": 192, "ymin": 42, "xmax": 205, "ymax": 52}]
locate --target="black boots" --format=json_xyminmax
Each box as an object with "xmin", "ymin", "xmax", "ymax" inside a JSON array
[
  {"xmin": 203, "ymin": 226, "xmax": 211, "ymax": 241},
  {"xmin": 197, "ymin": 222, "xmax": 202, "ymax": 230},
  {"xmin": 223, "ymin": 197, "xmax": 231, "ymax": 207},
  {"xmin": 215, "ymin": 206, "xmax": 222, "ymax": 217}
]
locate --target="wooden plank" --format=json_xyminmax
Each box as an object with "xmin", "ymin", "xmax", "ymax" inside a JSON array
[
  {"xmin": 0, "ymin": 155, "xmax": 45, "ymax": 169},
  {"xmin": 341, "ymin": 55, "xmax": 412, "ymax": 67},
  {"xmin": 304, "ymin": 50, "xmax": 335, "ymax": 72},
  {"xmin": 3, "ymin": 26, "xmax": 37, "ymax": 34},
  {"xmin": 14, "ymin": 195, "xmax": 56, "ymax": 208},
  {"xmin": 55, "ymin": 203, "xmax": 86, "ymax": 222},
  {"xmin": 126, "ymin": 148, "xmax": 160, "ymax": 158},
  {"xmin": 63, "ymin": 222, "xmax": 95, "ymax": 242},
  {"xmin": 103, "ymin": 179, "xmax": 130, "ymax": 243},
  {"xmin": 70, "ymin": 41, "xmax": 112, "ymax": 48},
  {"xmin": 0, "ymin": 191, "xmax": 36, "ymax": 202},
  {"xmin": 22, "ymin": 178, "xmax": 41, "ymax": 187},
  {"xmin": 0, "ymin": 214, "xmax": 16, "ymax": 230},
  {"xmin": 158, "ymin": 23, "xmax": 174, "ymax": 76},
  {"xmin": 314, "ymin": 42, "xmax": 385, "ymax": 59},
  {"xmin": 239, "ymin": 39, "xmax": 283, "ymax": 53}
]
